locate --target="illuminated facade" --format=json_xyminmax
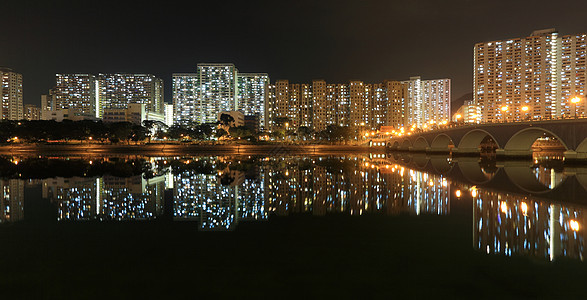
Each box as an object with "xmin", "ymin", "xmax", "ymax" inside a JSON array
[
  {"xmin": 474, "ymin": 29, "xmax": 587, "ymax": 122},
  {"xmin": 98, "ymin": 73, "xmax": 164, "ymax": 117},
  {"xmin": 173, "ymin": 64, "xmax": 269, "ymax": 126},
  {"xmin": 0, "ymin": 67, "xmax": 23, "ymax": 120},
  {"xmin": 237, "ymin": 73, "xmax": 269, "ymax": 130},
  {"xmin": 172, "ymin": 73, "xmax": 199, "ymax": 125},
  {"xmin": 24, "ymin": 104, "xmax": 41, "ymax": 121},
  {"xmin": 268, "ymin": 78, "xmax": 447, "ymax": 132},
  {"xmin": 403, "ymin": 76, "xmax": 451, "ymax": 128},
  {"xmin": 196, "ymin": 63, "xmax": 238, "ymax": 124},
  {"xmin": 54, "ymin": 74, "xmax": 99, "ymax": 118}
]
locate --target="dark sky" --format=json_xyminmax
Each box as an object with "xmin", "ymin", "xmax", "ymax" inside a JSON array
[{"xmin": 3, "ymin": 0, "xmax": 587, "ymax": 105}]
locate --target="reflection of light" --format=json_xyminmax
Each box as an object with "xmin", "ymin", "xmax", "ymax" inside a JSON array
[
  {"xmin": 500, "ymin": 202, "xmax": 508, "ymax": 214},
  {"xmin": 521, "ymin": 202, "xmax": 528, "ymax": 215},
  {"xmin": 470, "ymin": 187, "xmax": 478, "ymax": 198},
  {"xmin": 442, "ymin": 179, "xmax": 447, "ymax": 187},
  {"xmin": 455, "ymin": 190, "xmax": 461, "ymax": 197},
  {"xmin": 570, "ymin": 220, "xmax": 580, "ymax": 231},
  {"xmin": 428, "ymin": 179, "xmax": 434, "ymax": 186}
]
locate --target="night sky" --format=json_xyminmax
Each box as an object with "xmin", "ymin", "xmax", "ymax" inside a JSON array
[{"xmin": 3, "ymin": 0, "xmax": 587, "ymax": 106}]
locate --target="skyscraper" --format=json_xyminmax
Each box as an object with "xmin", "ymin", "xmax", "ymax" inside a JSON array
[
  {"xmin": 237, "ymin": 73, "xmax": 269, "ymax": 129},
  {"xmin": 403, "ymin": 76, "xmax": 451, "ymax": 127},
  {"xmin": 98, "ymin": 73, "xmax": 164, "ymax": 117},
  {"xmin": 0, "ymin": 67, "xmax": 23, "ymax": 121},
  {"xmin": 54, "ymin": 74, "xmax": 99, "ymax": 118},
  {"xmin": 197, "ymin": 63, "xmax": 238, "ymax": 124},
  {"xmin": 474, "ymin": 29, "xmax": 587, "ymax": 122},
  {"xmin": 172, "ymin": 73, "xmax": 199, "ymax": 125}
]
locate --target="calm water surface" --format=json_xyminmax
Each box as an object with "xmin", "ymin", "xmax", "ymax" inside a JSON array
[{"xmin": 1, "ymin": 154, "xmax": 586, "ymax": 297}]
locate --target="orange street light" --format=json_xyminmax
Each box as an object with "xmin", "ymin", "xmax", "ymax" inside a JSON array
[{"xmin": 571, "ymin": 97, "xmax": 581, "ymax": 118}]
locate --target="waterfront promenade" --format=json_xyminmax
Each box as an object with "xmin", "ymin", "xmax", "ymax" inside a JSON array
[{"xmin": 0, "ymin": 143, "xmax": 385, "ymax": 155}]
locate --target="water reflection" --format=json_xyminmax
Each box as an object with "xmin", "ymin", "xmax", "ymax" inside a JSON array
[
  {"xmin": 473, "ymin": 190, "xmax": 584, "ymax": 261},
  {"xmin": 0, "ymin": 155, "xmax": 586, "ymax": 261}
]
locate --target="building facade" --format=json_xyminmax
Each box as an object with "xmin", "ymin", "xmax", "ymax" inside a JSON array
[
  {"xmin": 474, "ymin": 29, "xmax": 587, "ymax": 122},
  {"xmin": 54, "ymin": 74, "xmax": 99, "ymax": 118},
  {"xmin": 98, "ymin": 73, "xmax": 164, "ymax": 117},
  {"xmin": 237, "ymin": 73, "xmax": 269, "ymax": 130},
  {"xmin": 0, "ymin": 67, "xmax": 23, "ymax": 120}
]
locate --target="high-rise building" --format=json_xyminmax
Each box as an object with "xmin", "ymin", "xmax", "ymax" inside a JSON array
[
  {"xmin": 197, "ymin": 63, "xmax": 238, "ymax": 124},
  {"xmin": 237, "ymin": 73, "xmax": 269, "ymax": 130},
  {"xmin": 24, "ymin": 104, "xmax": 41, "ymax": 121},
  {"xmin": 172, "ymin": 73, "xmax": 199, "ymax": 125},
  {"xmin": 385, "ymin": 80, "xmax": 408, "ymax": 129},
  {"xmin": 98, "ymin": 73, "xmax": 163, "ymax": 117},
  {"xmin": 403, "ymin": 76, "xmax": 451, "ymax": 127},
  {"xmin": 474, "ymin": 29, "xmax": 587, "ymax": 122},
  {"xmin": 41, "ymin": 90, "xmax": 55, "ymax": 112},
  {"xmin": 54, "ymin": 74, "xmax": 99, "ymax": 118},
  {"xmin": 173, "ymin": 64, "xmax": 269, "ymax": 126},
  {"xmin": 0, "ymin": 67, "xmax": 23, "ymax": 120}
]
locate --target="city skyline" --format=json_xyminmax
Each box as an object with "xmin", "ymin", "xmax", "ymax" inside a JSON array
[{"xmin": 3, "ymin": 0, "xmax": 587, "ymax": 106}]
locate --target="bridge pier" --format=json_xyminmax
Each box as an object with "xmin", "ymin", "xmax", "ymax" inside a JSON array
[
  {"xmin": 563, "ymin": 150, "xmax": 587, "ymax": 162},
  {"xmin": 451, "ymin": 147, "xmax": 480, "ymax": 156},
  {"xmin": 495, "ymin": 149, "xmax": 533, "ymax": 158}
]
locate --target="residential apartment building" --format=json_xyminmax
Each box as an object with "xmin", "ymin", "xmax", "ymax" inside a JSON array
[
  {"xmin": 268, "ymin": 77, "xmax": 449, "ymax": 132},
  {"xmin": 24, "ymin": 104, "xmax": 41, "ymax": 121},
  {"xmin": 237, "ymin": 73, "xmax": 269, "ymax": 129},
  {"xmin": 53, "ymin": 74, "xmax": 99, "ymax": 118},
  {"xmin": 474, "ymin": 28, "xmax": 587, "ymax": 122},
  {"xmin": 98, "ymin": 73, "xmax": 164, "ymax": 116},
  {"xmin": 0, "ymin": 67, "xmax": 23, "ymax": 120},
  {"xmin": 172, "ymin": 64, "xmax": 269, "ymax": 128}
]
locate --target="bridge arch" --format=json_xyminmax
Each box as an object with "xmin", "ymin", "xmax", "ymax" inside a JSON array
[
  {"xmin": 504, "ymin": 127, "xmax": 569, "ymax": 151},
  {"xmin": 458, "ymin": 129, "xmax": 500, "ymax": 150},
  {"xmin": 430, "ymin": 134, "xmax": 454, "ymax": 151},
  {"xmin": 413, "ymin": 137, "xmax": 429, "ymax": 151},
  {"xmin": 575, "ymin": 137, "xmax": 587, "ymax": 153},
  {"xmin": 399, "ymin": 139, "xmax": 412, "ymax": 151}
]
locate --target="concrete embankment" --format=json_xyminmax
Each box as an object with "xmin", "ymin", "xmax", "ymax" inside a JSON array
[{"xmin": 0, "ymin": 144, "xmax": 386, "ymax": 156}]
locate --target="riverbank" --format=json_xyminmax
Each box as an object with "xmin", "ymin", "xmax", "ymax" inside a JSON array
[{"xmin": 0, "ymin": 143, "xmax": 386, "ymax": 155}]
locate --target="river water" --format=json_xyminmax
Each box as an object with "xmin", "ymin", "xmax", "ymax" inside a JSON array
[{"xmin": 1, "ymin": 154, "xmax": 586, "ymax": 297}]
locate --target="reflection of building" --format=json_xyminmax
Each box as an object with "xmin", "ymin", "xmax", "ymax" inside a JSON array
[
  {"xmin": 473, "ymin": 189, "xmax": 585, "ymax": 260},
  {"xmin": 173, "ymin": 171, "xmax": 239, "ymax": 230},
  {"xmin": 0, "ymin": 179, "xmax": 25, "ymax": 223},
  {"xmin": 262, "ymin": 157, "xmax": 450, "ymax": 217},
  {"xmin": 42, "ymin": 174, "xmax": 165, "ymax": 221}
]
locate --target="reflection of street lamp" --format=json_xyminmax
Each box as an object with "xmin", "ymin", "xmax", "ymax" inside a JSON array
[{"xmin": 571, "ymin": 97, "xmax": 581, "ymax": 118}]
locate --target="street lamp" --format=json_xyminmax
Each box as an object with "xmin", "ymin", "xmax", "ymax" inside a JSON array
[
  {"xmin": 521, "ymin": 106, "xmax": 529, "ymax": 121},
  {"xmin": 501, "ymin": 105, "xmax": 508, "ymax": 122},
  {"xmin": 571, "ymin": 97, "xmax": 581, "ymax": 118}
]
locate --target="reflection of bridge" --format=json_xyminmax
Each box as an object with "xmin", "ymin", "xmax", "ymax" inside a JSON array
[
  {"xmin": 386, "ymin": 119, "xmax": 587, "ymax": 160},
  {"xmin": 383, "ymin": 153, "xmax": 587, "ymax": 204}
]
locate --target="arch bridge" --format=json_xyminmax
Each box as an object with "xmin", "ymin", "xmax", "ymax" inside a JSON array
[{"xmin": 387, "ymin": 119, "xmax": 587, "ymax": 160}]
